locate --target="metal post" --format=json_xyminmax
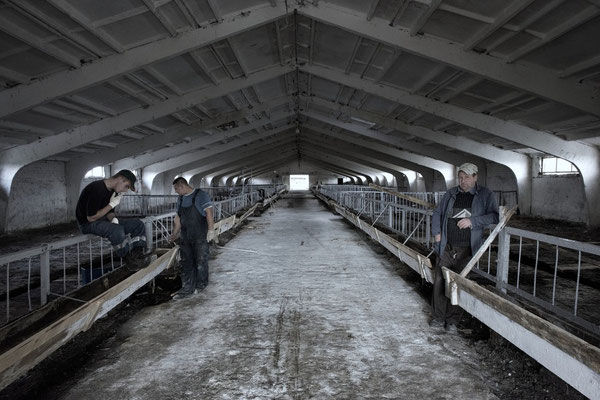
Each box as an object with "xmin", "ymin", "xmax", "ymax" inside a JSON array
[
  {"xmin": 40, "ymin": 246, "xmax": 50, "ymax": 305},
  {"xmin": 496, "ymin": 228, "xmax": 511, "ymax": 293},
  {"xmin": 143, "ymin": 218, "xmax": 153, "ymax": 253},
  {"xmin": 426, "ymin": 214, "xmax": 431, "ymax": 246},
  {"xmin": 401, "ymin": 209, "xmax": 407, "ymax": 234}
]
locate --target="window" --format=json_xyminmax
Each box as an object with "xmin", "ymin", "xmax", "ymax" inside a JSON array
[
  {"xmin": 289, "ymin": 174, "xmax": 309, "ymax": 190},
  {"xmin": 85, "ymin": 166, "xmax": 105, "ymax": 178},
  {"xmin": 539, "ymin": 157, "xmax": 578, "ymax": 175}
]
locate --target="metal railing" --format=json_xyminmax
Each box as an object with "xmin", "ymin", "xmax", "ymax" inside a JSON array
[
  {"xmin": 0, "ymin": 184, "xmax": 287, "ymax": 325},
  {"xmin": 118, "ymin": 195, "xmax": 178, "ymax": 217},
  {"xmin": 320, "ymin": 187, "xmax": 434, "ymax": 248},
  {"xmin": 316, "ymin": 185, "xmax": 600, "ymax": 338},
  {"xmin": 490, "ymin": 227, "xmax": 600, "ymax": 337},
  {"xmin": 0, "ymin": 234, "xmax": 122, "ymax": 323},
  {"xmin": 118, "ymin": 184, "xmax": 286, "ymax": 217}
]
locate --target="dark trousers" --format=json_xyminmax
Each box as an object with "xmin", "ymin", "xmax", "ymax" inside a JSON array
[
  {"xmin": 80, "ymin": 219, "xmax": 146, "ymax": 258},
  {"xmin": 179, "ymin": 238, "xmax": 209, "ymax": 293},
  {"xmin": 431, "ymin": 245, "xmax": 471, "ymax": 325}
]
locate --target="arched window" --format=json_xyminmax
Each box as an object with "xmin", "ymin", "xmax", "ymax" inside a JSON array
[
  {"xmin": 539, "ymin": 157, "xmax": 578, "ymax": 175},
  {"xmin": 84, "ymin": 166, "xmax": 105, "ymax": 178}
]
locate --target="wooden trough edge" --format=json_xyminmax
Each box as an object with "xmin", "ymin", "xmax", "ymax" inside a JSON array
[
  {"xmin": 316, "ymin": 189, "xmax": 600, "ymax": 398},
  {"xmin": 0, "ymin": 247, "xmax": 179, "ymax": 391},
  {"xmin": 313, "ymin": 190, "xmax": 434, "ymax": 283},
  {"xmin": 445, "ymin": 269, "xmax": 600, "ymax": 400}
]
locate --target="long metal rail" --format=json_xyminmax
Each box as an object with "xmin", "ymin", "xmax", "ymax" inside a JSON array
[
  {"xmin": 314, "ymin": 185, "xmax": 600, "ymax": 400},
  {"xmin": 0, "ymin": 185, "xmax": 286, "ymax": 325}
]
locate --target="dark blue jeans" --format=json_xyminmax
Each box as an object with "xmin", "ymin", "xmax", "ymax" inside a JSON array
[
  {"xmin": 80, "ymin": 219, "xmax": 146, "ymax": 258},
  {"xmin": 179, "ymin": 238, "xmax": 209, "ymax": 293}
]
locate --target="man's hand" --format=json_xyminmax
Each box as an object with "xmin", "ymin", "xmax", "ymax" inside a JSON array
[
  {"xmin": 108, "ymin": 192, "xmax": 123, "ymax": 209},
  {"xmin": 168, "ymin": 233, "xmax": 179, "ymax": 243},
  {"xmin": 111, "ymin": 217, "xmax": 119, "ymax": 224},
  {"xmin": 457, "ymin": 218, "xmax": 472, "ymax": 229},
  {"xmin": 434, "ymin": 234, "xmax": 441, "ymax": 242},
  {"xmin": 206, "ymin": 230, "xmax": 216, "ymax": 242}
]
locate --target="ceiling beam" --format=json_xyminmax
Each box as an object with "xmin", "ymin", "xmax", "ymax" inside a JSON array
[
  {"xmin": 0, "ymin": 2, "xmax": 289, "ymax": 119},
  {"xmin": 300, "ymin": 64, "xmax": 599, "ymax": 168},
  {"xmin": 142, "ymin": 124, "xmax": 294, "ymax": 176},
  {"xmin": 299, "ymin": 134, "xmax": 434, "ymax": 183},
  {"xmin": 172, "ymin": 140, "xmax": 298, "ymax": 184},
  {"xmin": 0, "ymin": 13, "xmax": 81, "ymax": 67},
  {"xmin": 302, "ymin": 118, "xmax": 455, "ymax": 183},
  {"xmin": 112, "ymin": 111, "xmax": 294, "ymax": 171},
  {"xmin": 1, "ymin": 64, "xmax": 291, "ymax": 168},
  {"xmin": 299, "ymin": 145, "xmax": 398, "ymax": 184},
  {"xmin": 297, "ymin": 1, "xmax": 600, "ymax": 118},
  {"xmin": 302, "ymin": 97, "xmax": 483, "ymax": 167},
  {"xmin": 462, "ymin": 0, "xmax": 536, "ymax": 51}
]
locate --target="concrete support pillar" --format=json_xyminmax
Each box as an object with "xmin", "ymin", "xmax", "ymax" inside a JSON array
[
  {"xmin": 0, "ymin": 165, "xmax": 22, "ymax": 233},
  {"xmin": 65, "ymin": 167, "xmax": 87, "ymax": 222}
]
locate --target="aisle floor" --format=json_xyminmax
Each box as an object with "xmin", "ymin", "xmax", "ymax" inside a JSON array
[{"xmin": 58, "ymin": 192, "xmax": 497, "ymax": 399}]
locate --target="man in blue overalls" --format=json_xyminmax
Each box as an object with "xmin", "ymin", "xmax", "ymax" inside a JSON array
[{"xmin": 169, "ymin": 177, "xmax": 215, "ymax": 299}]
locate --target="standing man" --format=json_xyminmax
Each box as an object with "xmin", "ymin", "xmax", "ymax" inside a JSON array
[
  {"xmin": 169, "ymin": 177, "xmax": 215, "ymax": 299},
  {"xmin": 431, "ymin": 163, "xmax": 499, "ymax": 332},
  {"xmin": 76, "ymin": 169, "xmax": 148, "ymax": 269}
]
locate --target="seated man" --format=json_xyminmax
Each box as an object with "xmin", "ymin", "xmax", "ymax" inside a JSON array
[{"xmin": 76, "ymin": 169, "xmax": 148, "ymax": 269}]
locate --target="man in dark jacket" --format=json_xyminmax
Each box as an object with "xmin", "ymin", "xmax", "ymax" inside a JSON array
[
  {"xmin": 76, "ymin": 169, "xmax": 148, "ymax": 269},
  {"xmin": 431, "ymin": 163, "xmax": 499, "ymax": 332}
]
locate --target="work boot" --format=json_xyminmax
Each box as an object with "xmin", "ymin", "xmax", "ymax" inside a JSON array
[
  {"xmin": 445, "ymin": 323, "xmax": 459, "ymax": 334},
  {"xmin": 172, "ymin": 290, "xmax": 194, "ymax": 300},
  {"xmin": 429, "ymin": 318, "xmax": 444, "ymax": 330},
  {"xmin": 124, "ymin": 247, "xmax": 149, "ymax": 271}
]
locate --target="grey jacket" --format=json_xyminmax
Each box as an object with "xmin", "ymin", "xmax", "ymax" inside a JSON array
[{"xmin": 432, "ymin": 184, "xmax": 499, "ymax": 255}]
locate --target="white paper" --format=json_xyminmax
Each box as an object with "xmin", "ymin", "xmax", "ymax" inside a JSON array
[{"xmin": 452, "ymin": 209, "xmax": 471, "ymax": 219}]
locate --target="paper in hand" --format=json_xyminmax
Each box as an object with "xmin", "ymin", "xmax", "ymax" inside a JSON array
[{"xmin": 452, "ymin": 209, "xmax": 472, "ymax": 219}]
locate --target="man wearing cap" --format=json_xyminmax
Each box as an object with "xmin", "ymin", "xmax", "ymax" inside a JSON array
[
  {"xmin": 431, "ymin": 163, "xmax": 499, "ymax": 333},
  {"xmin": 76, "ymin": 169, "xmax": 148, "ymax": 269}
]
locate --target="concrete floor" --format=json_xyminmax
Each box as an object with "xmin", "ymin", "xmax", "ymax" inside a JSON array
[{"xmin": 56, "ymin": 192, "xmax": 497, "ymax": 399}]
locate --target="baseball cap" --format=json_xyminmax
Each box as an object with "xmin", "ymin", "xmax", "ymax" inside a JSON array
[
  {"xmin": 458, "ymin": 163, "xmax": 478, "ymax": 176},
  {"xmin": 116, "ymin": 169, "xmax": 137, "ymax": 191}
]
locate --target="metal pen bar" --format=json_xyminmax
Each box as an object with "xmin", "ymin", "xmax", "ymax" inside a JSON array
[
  {"xmin": 403, "ymin": 215, "xmax": 425, "ymax": 245},
  {"xmin": 77, "ymin": 242, "xmax": 80, "ymax": 288},
  {"xmin": 517, "ymin": 236, "xmax": 522, "ymax": 288},
  {"xmin": 100, "ymin": 238, "xmax": 104, "ymax": 276},
  {"xmin": 487, "ymin": 244, "xmax": 491, "ymax": 274},
  {"xmin": 89, "ymin": 240, "xmax": 93, "ymax": 281},
  {"xmin": 63, "ymin": 247, "xmax": 66, "ymax": 294},
  {"xmin": 27, "ymin": 258, "xmax": 32, "ymax": 311},
  {"xmin": 552, "ymin": 245, "xmax": 559, "ymax": 306},
  {"xmin": 574, "ymin": 251, "xmax": 582, "ymax": 316},
  {"xmin": 372, "ymin": 204, "xmax": 389, "ymax": 227},
  {"xmin": 533, "ymin": 240, "xmax": 539, "ymax": 297},
  {"xmin": 5, "ymin": 263, "xmax": 9, "ymax": 323}
]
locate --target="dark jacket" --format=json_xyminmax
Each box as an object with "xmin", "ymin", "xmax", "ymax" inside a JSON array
[{"xmin": 432, "ymin": 184, "xmax": 499, "ymax": 255}]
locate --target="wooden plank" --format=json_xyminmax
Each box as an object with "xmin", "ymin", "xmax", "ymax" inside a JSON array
[
  {"xmin": 0, "ymin": 267, "xmax": 131, "ymax": 353},
  {"xmin": 460, "ymin": 205, "xmax": 517, "ymax": 277},
  {"xmin": 0, "ymin": 247, "xmax": 178, "ymax": 390},
  {"xmin": 238, "ymin": 203, "xmax": 259, "ymax": 222},
  {"xmin": 447, "ymin": 269, "xmax": 600, "ymax": 381},
  {"xmin": 368, "ymin": 183, "xmax": 435, "ymax": 209},
  {"xmin": 214, "ymin": 215, "xmax": 236, "ymax": 236}
]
